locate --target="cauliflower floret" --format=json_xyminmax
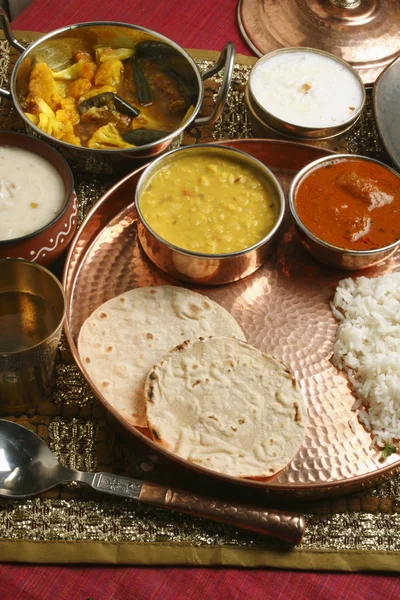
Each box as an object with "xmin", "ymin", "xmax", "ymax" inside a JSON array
[
  {"xmin": 62, "ymin": 131, "xmax": 81, "ymax": 146},
  {"xmin": 37, "ymin": 112, "xmax": 64, "ymax": 138},
  {"xmin": 52, "ymin": 60, "xmax": 96, "ymax": 81},
  {"xmin": 59, "ymin": 97, "xmax": 76, "ymax": 110},
  {"xmin": 87, "ymin": 123, "xmax": 134, "ymax": 149},
  {"xmin": 56, "ymin": 105, "xmax": 79, "ymax": 127},
  {"xmin": 94, "ymin": 59, "xmax": 124, "ymax": 88},
  {"xmin": 95, "ymin": 47, "xmax": 134, "ymax": 63},
  {"xmin": 67, "ymin": 77, "xmax": 92, "ymax": 99},
  {"xmin": 55, "ymin": 81, "xmax": 68, "ymax": 99},
  {"xmin": 26, "ymin": 62, "xmax": 61, "ymax": 111},
  {"xmin": 36, "ymin": 97, "xmax": 56, "ymax": 118},
  {"xmin": 35, "ymin": 97, "xmax": 80, "ymax": 145},
  {"xmin": 24, "ymin": 112, "xmax": 39, "ymax": 125},
  {"xmin": 129, "ymin": 111, "xmax": 165, "ymax": 131},
  {"xmin": 73, "ymin": 51, "xmax": 93, "ymax": 63}
]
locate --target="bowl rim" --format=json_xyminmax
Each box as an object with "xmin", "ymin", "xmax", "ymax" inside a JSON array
[
  {"xmin": 288, "ymin": 153, "xmax": 400, "ymax": 256},
  {"xmin": 248, "ymin": 46, "xmax": 366, "ymax": 134},
  {"xmin": 135, "ymin": 143, "xmax": 286, "ymax": 259},
  {"xmin": 0, "ymin": 132, "xmax": 75, "ymax": 247},
  {"xmin": 11, "ymin": 20, "xmax": 204, "ymax": 154}
]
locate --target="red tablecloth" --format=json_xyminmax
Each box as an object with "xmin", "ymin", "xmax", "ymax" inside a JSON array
[
  {"xmin": 1, "ymin": 565, "xmax": 400, "ymax": 600},
  {"xmin": 3, "ymin": 1, "xmax": 400, "ymax": 598},
  {"xmin": 11, "ymin": 0, "xmax": 251, "ymax": 56}
]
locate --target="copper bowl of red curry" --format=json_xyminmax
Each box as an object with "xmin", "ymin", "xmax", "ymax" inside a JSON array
[{"xmin": 289, "ymin": 154, "xmax": 400, "ymax": 270}]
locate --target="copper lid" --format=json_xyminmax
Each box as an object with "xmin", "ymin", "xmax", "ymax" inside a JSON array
[{"xmin": 238, "ymin": 0, "xmax": 400, "ymax": 84}]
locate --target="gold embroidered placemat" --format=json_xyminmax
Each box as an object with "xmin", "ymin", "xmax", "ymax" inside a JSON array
[{"xmin": 0, "ymin": 32, "xmax": 399, "ymax": 570}]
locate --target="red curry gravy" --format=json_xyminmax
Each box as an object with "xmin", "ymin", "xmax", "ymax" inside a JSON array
[{"xmin": 294, "ymin": 158, "xmax": 400, "ymax": 250}]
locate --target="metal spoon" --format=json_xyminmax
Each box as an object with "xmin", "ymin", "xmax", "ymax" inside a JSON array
[{"xmin": 0, "ymin": 419, "xmax": 305, "ymax": 544}]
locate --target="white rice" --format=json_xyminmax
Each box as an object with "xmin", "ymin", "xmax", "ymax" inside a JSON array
[
  {"xmin": 331, "ymin": 271, "xmax": 400, "ymax": 448},
  {"xmin": 348, "ymin": 419, "xmax": 356, "ymax": 434}
]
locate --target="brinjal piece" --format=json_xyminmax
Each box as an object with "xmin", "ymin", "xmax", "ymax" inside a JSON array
[
  {"xmin": 113, "ymin": 94, "xmax": 141, "ymax": 117},
  {"xmin": 129, "ymin": 58, "xmax": 153, "ymax": 107},
  {"xmin": 122, "ymin": 128, "xmax": 170, "ymax": 146},
  {"xmin": 77, "ymin": 92, "xmax": 115, "ymax": 113},
  {"xmin": 77, "ymin": 92, "xmax": 140, "ymax": 117}
]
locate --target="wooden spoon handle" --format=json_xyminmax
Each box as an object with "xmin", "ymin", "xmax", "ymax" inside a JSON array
[{"xmin": 139, "ymin": 481, "xmax": 305, "ymax": 545}]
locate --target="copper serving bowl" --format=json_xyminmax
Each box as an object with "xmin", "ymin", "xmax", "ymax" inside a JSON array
[
  {"xmin": 246, "ymin": 47, "xmax": 366, "ymax": 148},
  {"xmin": 136, "ymin": 144, "xmax": 285, "ymax": 285},
  {"xmin": 289, "ymin": 154, "xmax": 400, "ymax": 270},
  {"xmin": 0, "ymin": 132, "xmax": 76, "ymax": 267},
  {"xmin": 0, "ymin": 10, "xmax": 235, "ymax": 174}
]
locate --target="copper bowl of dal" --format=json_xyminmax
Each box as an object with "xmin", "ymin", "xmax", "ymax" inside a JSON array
[{"xmin": 135, "ymin": 144, "xmax": 285, "ymax": 285}]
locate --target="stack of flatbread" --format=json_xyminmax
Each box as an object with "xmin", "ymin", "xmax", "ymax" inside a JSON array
[{"xmin": 78, "ymin": 285, "xmax": 307, "ymax": 478}]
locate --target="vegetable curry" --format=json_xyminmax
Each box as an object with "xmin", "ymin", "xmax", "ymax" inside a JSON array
[
  {"xmin": 22, "ymin": 43, "xmax": 194, "ymax": 149},
  {"xmin": 294, "ymin": 158, "xmax": 400, "ymax": 250}
]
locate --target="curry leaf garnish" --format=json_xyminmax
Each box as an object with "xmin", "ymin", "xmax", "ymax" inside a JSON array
[{"xmin": 381, "ymin": 443, "xmax": 397, "ymax": 459}]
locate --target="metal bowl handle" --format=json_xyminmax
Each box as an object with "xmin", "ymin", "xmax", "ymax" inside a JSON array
[
  {"xmin": 193, "ymin": 41, "xmax": 235, "ymax": 127},
  {"xmin": 0, "ymin": 8, "xmax": 25, "ymax": 99}
]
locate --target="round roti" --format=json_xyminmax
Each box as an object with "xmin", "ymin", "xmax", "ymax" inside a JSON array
[
  {"xmin": 77, "ymin": 286, "xmax": 245, "ymax": 427},
  {"xmin": 145, "ymin": 336, "xmax": 307, "ymax": 479}
]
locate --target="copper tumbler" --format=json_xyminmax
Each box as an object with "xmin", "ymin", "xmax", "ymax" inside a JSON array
[{"xmin": 0, "ymin": 259, "xmax": 65, "ymax": 413}]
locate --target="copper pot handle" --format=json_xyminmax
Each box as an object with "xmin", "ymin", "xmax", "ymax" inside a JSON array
[
  {"xmin": 139, "ymin": 481, "xmax": 305, "ymax": 545},
  {"xmin": 0, "ymin": 8, "xmax": 25, "ymax": 99},
  {"xmin": 193, "ymin": 41, "xmax": 235, "ymax": 128}
]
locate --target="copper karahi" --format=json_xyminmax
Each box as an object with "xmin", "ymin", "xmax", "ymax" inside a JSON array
[
  {"xmin": 63, "ymin": 140, "xmax": 400, "ymax": 500},
  {"xmin": 238, "ymin": 0, "xmax": 400, "ymax": 84},
  {"xmin": 0, "ymin": 9, "xmax": 234, "ymax": 173}
]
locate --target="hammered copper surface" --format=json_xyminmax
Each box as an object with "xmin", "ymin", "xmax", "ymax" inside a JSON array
[
  {"xmin": 238, "ymin": 0, "xmax": 400, "ymax": 84},
  {"xmin": 64, "ymin": 140, "xmax": 400, "ymax": 497}
]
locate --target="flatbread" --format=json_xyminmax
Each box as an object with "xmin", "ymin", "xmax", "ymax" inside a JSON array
[
  {"xmin": 145, "ymin": 337, "xmax": 307, "ymax": 479},
  {"xmin": 77, "ymin": 286, "xmax": 245, "ymax": 427}
]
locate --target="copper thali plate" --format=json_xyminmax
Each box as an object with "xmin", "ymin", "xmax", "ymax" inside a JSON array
[{"xmin": 63, "ymin": 139, "xmax": 400, "ymax": 498}]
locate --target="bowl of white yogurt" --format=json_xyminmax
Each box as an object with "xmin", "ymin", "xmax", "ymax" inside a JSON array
[
  {"xmin": 0, "ymin": 132, "xmax": 76, "ymax": 267},
  {"xmin": 246, "ymin": 47, "xmax": 366, "ymax": 143}
]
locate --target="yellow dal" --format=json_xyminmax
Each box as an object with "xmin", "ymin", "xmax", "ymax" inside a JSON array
[{"xmin": 139, "ymin": 154, "xmax": 279, "ymax": 254}]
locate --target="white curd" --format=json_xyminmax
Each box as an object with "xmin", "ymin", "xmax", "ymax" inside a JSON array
[
  {"xmin": 0, "ymin": 146, "xmax": 65, "ymax": 241},
  {"xmin": 250, "ymin": 50, "xmax": 364, "ymax": 129}
]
